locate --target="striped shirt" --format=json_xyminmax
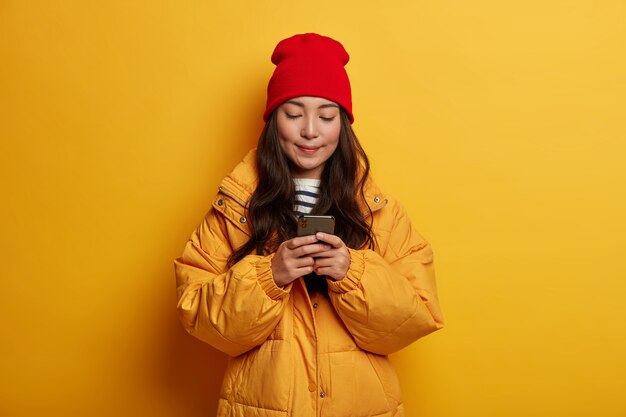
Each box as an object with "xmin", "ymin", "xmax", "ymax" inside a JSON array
[
  {"xmin": 294, "ymin": 178, "xmax": 326, "ymax": 294},
  {"xmin": 293, "ymin": 178, "xmax": 320, "ymax": 216}
]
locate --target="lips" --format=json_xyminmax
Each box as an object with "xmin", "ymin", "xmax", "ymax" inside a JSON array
[{"xmin": 297, "ymin": 145, "xmax": 320, "ymax": 153}]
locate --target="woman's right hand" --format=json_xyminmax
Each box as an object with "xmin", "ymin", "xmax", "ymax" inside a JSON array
[{"xmin": 271, "ymin": 235, "xmax": 331, "ymax": 287}]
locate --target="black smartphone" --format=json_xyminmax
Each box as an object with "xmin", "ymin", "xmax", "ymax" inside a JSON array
[{"xmin": 296, "ymin": 215, "xmax": 335, "ymax": 237}]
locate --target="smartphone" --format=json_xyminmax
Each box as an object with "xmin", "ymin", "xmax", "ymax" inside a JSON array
[{"xmin": 296, "ymin": 215, "xmax": 335, "ymax": 237}]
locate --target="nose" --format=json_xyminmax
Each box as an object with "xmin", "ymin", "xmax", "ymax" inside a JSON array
[{"xmin": 300, "ymin": 116, "xmax": 319, "ymax": 139}]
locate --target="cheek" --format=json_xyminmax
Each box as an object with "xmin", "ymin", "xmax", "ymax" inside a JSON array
[
  {"xmin": 326, "ymin": 125, "xmax": 341, "ymax": 149},
  {"xmin": 277, "ymin": 125, "xmax": 289, "ymax": 143},
  {"xmin": 277, "ymin": 125, "xmax": 294, "ymax": 151},
  {"xmin": 276, "ymin": 117, "xmax": 297, "ymax": 142},
  {"xmin": 278, "ymin": 136, "xmax": 291, "ymax": 161}
]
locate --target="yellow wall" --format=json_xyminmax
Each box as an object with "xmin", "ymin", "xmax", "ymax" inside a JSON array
[{"xmin": 1, "ymin": 1, "xmax": 625, "ymax": 416}]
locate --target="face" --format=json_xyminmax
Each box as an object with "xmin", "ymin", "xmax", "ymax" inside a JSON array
[{"xmin": 276, "ymin": 96, "xmax": 341, "ymax": 179}]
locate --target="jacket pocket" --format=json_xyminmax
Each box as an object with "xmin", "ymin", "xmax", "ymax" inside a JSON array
[
  {"xmin": 328, "ymin": 351, "xmax": 391, "ymax": 417},
  {"xmin": 224, "ymin": 344, "xmax": 292, "ymax": 413},
  {"xmin": 366, "ymin": 353, "xmax": 402, "ymax": 410}
]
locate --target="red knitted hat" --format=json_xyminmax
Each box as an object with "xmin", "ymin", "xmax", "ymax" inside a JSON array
[{"xmin": 264, "ymin": 33, "xmax": 354, "ymax": 124}]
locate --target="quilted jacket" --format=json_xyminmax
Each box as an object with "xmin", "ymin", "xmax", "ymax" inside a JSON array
[{"xmin": 175, "ymin": 149, "xmax": 444, "ymax": 417}]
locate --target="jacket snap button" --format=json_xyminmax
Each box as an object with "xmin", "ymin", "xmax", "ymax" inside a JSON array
[
  {"xmin": 308, "ymin": 383, "xmax": 316, "ymax": 392},
  {"xmin": 319, "ymin": 391, "xmax": 326, "ymax": 398},
  {"xmin": 217, "ymin": 199, "xmax": 224, "ymax": 206},
  {"xmin": 240, "ymin": 217, "xmax": 247, "ymax": 223},
  {"xmin": 374, "ymin": 196, "xmax": 380, "ymax": 203}
]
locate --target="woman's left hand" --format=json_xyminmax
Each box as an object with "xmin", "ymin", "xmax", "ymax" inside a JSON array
[{"xmin": 310, "ymin": 232, "xmax": 351, "ymax": 281}]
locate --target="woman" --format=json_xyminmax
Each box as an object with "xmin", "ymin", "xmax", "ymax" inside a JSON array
[{"xmin": 175, "ymin": 33, "xmax": 444, "ymax": 417}]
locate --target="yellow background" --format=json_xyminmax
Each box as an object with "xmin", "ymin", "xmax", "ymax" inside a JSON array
[{"xmin": 1, "ymin": 1, "xmax": 625, "ymax": 416}]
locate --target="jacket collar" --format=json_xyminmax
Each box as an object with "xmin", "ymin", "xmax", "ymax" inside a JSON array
[
  {"xmin": 218, "ymin": 149, "xmax": 258, "ymax": 207},
  {"xmin": 218, "ymin": 148, "xmax": 387, "ymax": 214}
]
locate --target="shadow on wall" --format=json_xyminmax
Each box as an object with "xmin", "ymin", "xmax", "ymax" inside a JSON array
[
  {"xmin": 156, "ymin": 256, "xmax": 228, "ymax": 416},
  {"xmin": 161, "ymin": 307, "xmax": 229, "ymax": 415}
]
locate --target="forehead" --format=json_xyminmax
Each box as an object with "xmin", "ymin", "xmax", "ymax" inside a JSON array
[{"xmin": 282, "ymin": 96, "xmax": 339, "ymax": 108}]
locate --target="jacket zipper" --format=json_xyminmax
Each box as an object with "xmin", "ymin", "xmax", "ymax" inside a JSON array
[{"xmin": 218, "ymin": 186, "xmax": 248, "ymax": 207}]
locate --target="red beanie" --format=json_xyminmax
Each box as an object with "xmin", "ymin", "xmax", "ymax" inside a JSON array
[{"xmin": 264, "ymin": 33, "xmax": 354, "ymax": 124}]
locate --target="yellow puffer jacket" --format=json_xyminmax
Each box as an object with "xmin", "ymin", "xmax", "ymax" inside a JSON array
[{"xmin": 175, "ymin": 149, "xmax": 444, "ymax": 417}]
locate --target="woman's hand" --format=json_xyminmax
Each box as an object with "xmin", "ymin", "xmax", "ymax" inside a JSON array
[
  {"xmin": 271, "ymin": 235, "xmax": 331, "ymax": 287},
  {"xmin": 311, "ymin": 232, "xmax": 351, "ymax": 281}
]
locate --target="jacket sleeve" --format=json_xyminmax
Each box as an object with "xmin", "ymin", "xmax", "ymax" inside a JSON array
[
  {"xmin": 174, "ymin": 207, "xmax": 292, "ymax": 357},
  {"xmin": 327, "ymin": 200, "xmax": 444, "ymax": 355}
]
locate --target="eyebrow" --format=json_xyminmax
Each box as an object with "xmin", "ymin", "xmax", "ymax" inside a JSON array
[{"xmin": 285, "ymin": 100, "xmax": 339, "ymax": 109}]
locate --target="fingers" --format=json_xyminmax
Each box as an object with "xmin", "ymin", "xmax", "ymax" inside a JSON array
[
  {"xmin": 312, "ymin": 264, "xmax": 346, "ymax": 281},
  {"xmin": 272, "ymin": 234, "xmax": 347, "ymax": 285},
  {"xmin": 282, "ymin": 236, "xmax": 331, "ymax": 257},
  {"xmin": 311, "ymin": 243, "xmax": 351, "ymax": 281},
  {"xmin": 291, "ymin": 256, "xmax": 315, "ymax": 269},
  {"xmin": 271, "ymin": 252, "xmax": 315, "ymax": 287},
  {"xmin": 285, "ymin": 233, "xmax": 345, "ymax": 251},
  {"xmin": 314, "ymin": 232, "xmax": 344, "ymax": 248},
  {"xmin": 313, "ymin": 256, "xmax": 348, "ymax": 270},
  {"xmin": 286, "ymin": 234, "xmax": 319, "ymax": 249},
  {"xmin": 293, "ymin": 243, "xmax": 332, "ymax": 258},
  {"xmin": 312, "ymin": 266, "xmax": 334, "ymax": 277}
]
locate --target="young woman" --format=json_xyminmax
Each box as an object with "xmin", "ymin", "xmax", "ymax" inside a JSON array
[{"xmin": 175, "ymin": 33, "xmax": 444, "ymax": 417}]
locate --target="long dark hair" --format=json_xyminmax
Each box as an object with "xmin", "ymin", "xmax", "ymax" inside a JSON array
[{"xmin": 227, "ymin": 108, "xmax": 374, "ymax": 267}]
